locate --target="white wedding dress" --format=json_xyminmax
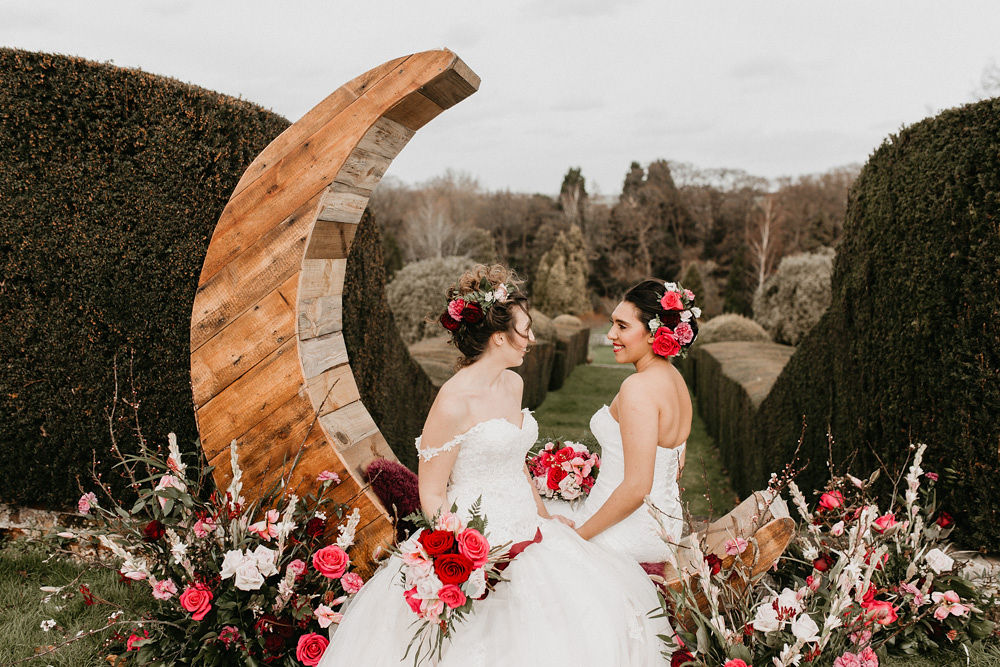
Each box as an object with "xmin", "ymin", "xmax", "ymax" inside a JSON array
[
  {"xmin": 319, "ymin": 408, "xmax": 670, "ymax": 666},
  {"xmin": 545, "ymin": 405, "xmax": 684, "ymax": 562}
]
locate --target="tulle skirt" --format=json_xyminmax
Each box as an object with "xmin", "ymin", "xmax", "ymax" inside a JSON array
[{"xmin": 318, "ymin": 519, "xmax": 669, "ymax": 666}]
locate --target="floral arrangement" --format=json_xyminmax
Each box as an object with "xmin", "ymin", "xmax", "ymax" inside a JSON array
[
  {"xmin": 52, "ymin": 433, "xmax": 368, "ymax": 666},
  {"xmin": 653, "ymin": 444, "xmax": 996, "ymax": 667},
  {"xmin": 395, "ymin": 499, "xmax": 511, "ymax": 665},
  {"xmin": 526, "ymin": 440, "xmax": 600, "ymax": 503},
  {"xmin": 439, "ymin": 277, "xmax": 509, "ymax": 332},
  {"xmin": 648, "ymin": 281, "xmax": 701, "ymax": 359}
]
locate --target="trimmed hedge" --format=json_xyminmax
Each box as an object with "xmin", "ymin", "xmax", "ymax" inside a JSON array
[
  {"xmin": 549, "ymin": 314, "xmax": 589, "ymax": 391},
  {"xmin": 754, "ymin": 98, "xmax": 1000, "ymax": 549},
  {"xmin": 0, "ymin": 49, "xmax": 290, "ymax": 508}
]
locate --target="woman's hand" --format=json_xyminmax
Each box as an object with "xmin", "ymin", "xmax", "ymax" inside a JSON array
[{"xmin": 549, "ymin": 514, "xmax": 576, "ymax": 528}]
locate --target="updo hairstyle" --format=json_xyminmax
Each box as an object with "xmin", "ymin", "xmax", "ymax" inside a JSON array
[
  {"xmin": 439, "ymin": 264, "xmax": 530, "ymax": 368},
  {"xmin": 623, "ymin": 278, "xmax": 700, "ymax": 354}
]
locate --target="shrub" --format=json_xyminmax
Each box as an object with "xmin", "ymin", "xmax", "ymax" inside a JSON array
[
  {"xmin": 755, "ymin": 97, "xmax": 1000, "ymax": 550},
  {"xmin": 696, "ymin": 314, "xmax": 771, "ymax": 345},
  {"xmin": 752, "ymin": 248, "xmax": 834, "ymax": 345},
  {"xmin": 0, "ymin": 48, "xmax": 289, "ymax": 509},
  {"xmin": 385, "ymin": 255, "xmax": 476, "ymax": 344},
  {"xmin": 532, "ymin": 225, "xmax": 589, "ymax": 315}
]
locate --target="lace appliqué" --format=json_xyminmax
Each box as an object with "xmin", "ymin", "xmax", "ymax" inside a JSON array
[{"xmin": 414, "ymin": 408, "xmax": 531, "ymax": 462}]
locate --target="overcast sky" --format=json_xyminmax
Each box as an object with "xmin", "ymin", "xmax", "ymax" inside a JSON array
[{"xmin": 3, "ymin": 0, "xmax": 998, "ymax": 195}]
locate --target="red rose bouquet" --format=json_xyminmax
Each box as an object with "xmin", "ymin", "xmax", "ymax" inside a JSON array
[
  {"xmin": 526, "ymin": 440, "xmax": 600, "ymax": 503},
  {"xmin": 395, "ymin": 499, "xmax": 510, "ymax": 666}
]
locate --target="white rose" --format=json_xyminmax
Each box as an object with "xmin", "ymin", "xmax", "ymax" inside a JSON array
[
  {"xmin": 404, "ymin": 559, "xmax": 434, "ymax": 587},
  {"xmin": 558, "ymin": 475, "xmax": 581, "ymax": 500},
  {"xmin": 415, "ymin": 573, "xmax": 443, "ymax": 600},
  {"xmin": 752, "ymin": 601, "xmax": 782, "ymax": 633},
  {"xmin": 924, "ymin": 548, "xmax": 954, "ymax": 574},
  {"xmin": 251, "ymin": 545, "xmax": 279, "ymax": 578},
  {"xmin": 234, "ymin": 560, "xmax": 265, "ymax": 591},
  {"xmin": 691, "ymin": 307, "xmax": 702, "ymax": 318},
  {"xmin": 664, "ymin": 282, "xmax": 678, "ymax": 291},
  {"xmin": 776, "ymin": 588, "xmax": 803, "ymax": 615},
  {"xmin": 680, "ymin": 310, "xmax": 693, "ymax": 322},
  {"xmin": 791, "ymin": 613, "xmax": 820, "ymax": 642},
  {"xmin": 463, "ymin": 568, "xmax": 487, "ymax": 599},
  {"xmin": 220, "ymin": 550, "xmax": 245, "ymax": 580}
]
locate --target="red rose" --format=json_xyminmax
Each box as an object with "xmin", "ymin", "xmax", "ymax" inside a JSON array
[
  {"xmin": 660, "ymin": 291, "xmax": 684, "ymax": 311},
  {"xmin": 296, "ymin": 633, "xmax": 329, "ymax": 666},
  {"xmin": 652, "ymin": 328, "xmax": 681, "ymax": 357},
  {"xmin": 305, "ymin": 517, "xmax": 326, "ymax": 539},
  {"xmin": 418, "ymin": 529, "xmax": 456, "ymax": 556},
  {"xmin": 438, "ymin": 583, "xmax": 468, "ymax": 609},
  {"xmin": 434, "ymin": 553, "xmax": 474, "ymax": 585},
  {"xmin": 179, "ymin": 582, "xmax": 213, "ymax": 621},
  {"xmin": 671, "ymin": 648, "xmax": 695, "ymax": 667},
  {"xmin": 546, "ymin": 466, "xmax": 567, "ymax": 490},
  {"xmin": 724, "ymin": 660, "xmax": 749, "ymax": 667},
  {"xmin": 461, "ymin": 302, "xmax": 484, "ymax": 324},
  {"xmin": 143, "ymin": 519, "xmax": 165, "ymax": 542},
  {"xmin": 704, "ymin": 553, "xmax": 722, "ymax": 576},
  {"xmin": 812, "ymin": 553, "xmax": 835, "ymax": 572},
  {"xmin": 818, "ymin": 490, "xmax": 844, "ymax": 511},
  {"xmin": 936, "ymin": 511, "xmax": 953, "ymax": 528},
  {"xmin": 439, "ymin": 312, "xmax": 460, "ymax": 331},
  {"xmin": 312, "ymin": 545, "xmax": 350, "ymax": 579},
  {"xmin": 866, "ymin": 600, "xmax": 898, "ymax": 626},
  {"xmin": 456, "ymin": 528, "xmax": 490, "ymax": 568}
]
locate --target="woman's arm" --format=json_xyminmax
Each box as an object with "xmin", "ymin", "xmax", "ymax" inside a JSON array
[
  {"xmin": 417, "ymin": 400, "xmax": 467, "ymax": 518},
  {"xmin": 576, "ymin": 377, "xmax": 660, "ymax": 540}
]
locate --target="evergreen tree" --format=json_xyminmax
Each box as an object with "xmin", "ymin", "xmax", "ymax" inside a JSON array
[
  {"xmin": 722, "ymin": 245, "xmax": 753, "ymax": 316},
  {"xmin": 533, "ymin": 224, "xmax": 590, "ymax": 315}
]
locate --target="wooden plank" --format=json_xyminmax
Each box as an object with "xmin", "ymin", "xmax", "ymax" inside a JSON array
[
  {"xmin": 231, "ymin": 55, "xmax": 411, "ymax": 199},
  {"xmin": 207, "ymin": 391, "xmax": 315, "ymax": 464},
  {"xmin": 318, "ymin": 400, "xmax": 381, "ymax": 450},
  {"xmin": 356, "ymin": 116, "xmax": 415, "ymax": 160},
  {"xmin": 316, "ymin": 187, "xmax": 368, "ymax": 224},
  {"xmin": 199, "ymin": 49, "xmax": 459, "ymax": 284},
  {"xmin": 304, "ymin": 219, "xmax": 358, "ymax": 260},
  {"xmin": 333, "ymin": 146, "xmax": 393, "ymax": 193},
  {"xmin": 299, "ymin": 258, "xmax": 347, "ymax": 300},
  {"xmin": 305, "ymin": 364, "xmax": 361, "ymax": 417},
  {"xmin": 299, "ymin": 331, "xmax": 349, "ymax": 379},
  {"xmin": 336, "ymin": 431, "xmax": 396, "ymax": 474},
  {"xmin": 383, "ymin": 91, "xmax": 445, "ymax": 132},
  {"xmin": 418, "ymin": 56, "xmax": 480, "ymax": 109},
  {"xmin": 351, "ymin": 516, "xmax": 396, "ymax": 577},
  {"xmin": 191, "ymin": 192, "xmax": 319, "ymax": 351},
  {"xmin": 298, "ymin": 294, "xmax": 342, "ymax": 340},
  {"xmin": 196, "ymin": 339, "xmax": 301, "ymax": 459},
  {"xmin": 191, "ymin": 272, "xmax": 298, "ymax": 408}
]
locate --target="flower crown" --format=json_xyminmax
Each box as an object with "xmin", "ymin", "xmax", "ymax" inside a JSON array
[
  {"xmin": 439, "ymin": 277, "xmax": 510, "ymax": 333},
  {"xmin": 648, "ymin": 281, "xmax": 701, "ymax": 359}
]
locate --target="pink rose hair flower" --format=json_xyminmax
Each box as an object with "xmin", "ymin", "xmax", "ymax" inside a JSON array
[
  {"xmin": 660, "ymin": 291, "xmax": 684, "ymax": 311},
  {"xmin": 674, "ymin": 322, "xmax": 694, "ymax": 345},
  {"xmin": 447, "ymin": 298, "xmax": 466, "ymax": 321}
]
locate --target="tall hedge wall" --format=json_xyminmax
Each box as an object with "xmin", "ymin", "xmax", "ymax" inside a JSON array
[
  {"xmin": 755, "ymin": 98, "xmax": 1000, "ymax": 550},
  {"xmin": 0, "ymin": 49, "xmax": 290, "ymax": 507}
]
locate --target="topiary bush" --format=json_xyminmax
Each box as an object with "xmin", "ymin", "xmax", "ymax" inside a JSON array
[
  {"xmin": 386, "ymin": 255, "xmax": 477, "ymax": 344},
  {"xmin": 0, "ymin": 48, "xmax": 290, "ymax": 509},
  {"xmin": 752, "ymin": 248, "xmax": 834, "ymax": 345},
  {"xmin": 532, "ymin": 225, "xmax": 590, "ymax": 315},
  {"xmin": 754, "ymin": 98, "xmax": 1000, "ymax": 550},
  {"xmin": 696, "ymin": 314, "xmax": 771, "ymax": 345}
]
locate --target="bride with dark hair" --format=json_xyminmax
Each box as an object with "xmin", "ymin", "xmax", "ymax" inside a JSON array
[
  {"xmin": 547, "ymin": 279, "xmax": 700, "ymax": 562},
  {"xmin": 318, "ymin": 265, "xmax": 669, "ymax": 666}
]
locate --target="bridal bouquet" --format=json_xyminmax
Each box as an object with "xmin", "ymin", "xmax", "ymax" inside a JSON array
[
  {"xmin": 52, "ymin": 434, "xmax": 368, "ymax": 666},
  {"xmin": 396, "ymin": 500, "xmax": 511, "ymax": 665},
  {"xmin": 526, "ymin": 440, "xmax": 600, "ymax": 502}
]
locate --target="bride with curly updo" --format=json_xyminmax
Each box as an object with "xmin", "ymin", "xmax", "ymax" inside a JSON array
[{"xmin": 319, "ymin": 265, "xmax": 670, "ymax": 666}]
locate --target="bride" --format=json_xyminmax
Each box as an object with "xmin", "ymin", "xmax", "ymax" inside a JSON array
[
  {"xmin": 546, "ymin": 280, "xmax": 699, "ymax": 563},
  {"xmin": 318, "ymin": 265, "xmax": 669, "ymax": 666}
]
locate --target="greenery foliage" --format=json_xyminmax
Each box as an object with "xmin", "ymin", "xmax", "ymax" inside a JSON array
[
  {"xmin": 531, "ymin": 225, "xmax": 590, "ymax": 316},
  {"xmin": 0, "ymin": 48, "xmax": 290, "ymax": 509},
  {"xmin": 754, "ymin": 98, "xmax": 1000, "ymax": 550},
  {"xmin": 696, "ymin": 314, "xmax": 771, "ymax": 345},
  {"xmin": 752, "ymin": 247, "xmax": 835, "ymax": 345},
  {"xmin": 385, "ymin": 255, "xmax": 477, "ymax": 344}
]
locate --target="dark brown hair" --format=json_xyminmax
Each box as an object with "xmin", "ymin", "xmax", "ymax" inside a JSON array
[{"xmin": 623, "ymin": 278, "xmax": 700, "ymax": 339}]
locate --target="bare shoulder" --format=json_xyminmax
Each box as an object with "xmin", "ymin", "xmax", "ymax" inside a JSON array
[
  {"xmin": 503, "ymin": 369, "xmax": 524, "ymax": 388},
  {"xmin": 426, "ymin": 381, "xmax": 471, "ymax": 426},
  {"xmin": 618, "ymin": 371, "xmax": 655, "ymax": 402}
]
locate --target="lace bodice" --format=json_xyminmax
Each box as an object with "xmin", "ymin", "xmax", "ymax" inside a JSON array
[{"xmin": 414, "ymin": 408, "xmax": 541, "ymax": 544}]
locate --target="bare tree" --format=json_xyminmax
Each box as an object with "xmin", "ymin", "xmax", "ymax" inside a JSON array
[
  {"xmin": 403, "ymin": 193, "xmax": 473, "ymax": 260},
  {"xmin": 747, "ymin": 194, "xmax": 783, "ymax": 293}
]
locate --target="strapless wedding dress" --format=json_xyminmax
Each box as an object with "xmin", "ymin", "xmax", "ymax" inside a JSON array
[
  {"xmin": 318, "ymin": 408, "xmax": 670, "ymax": 666},
  {"xmin": 546, "ymin": 405, "xmax": 684, "ymax": 562}
]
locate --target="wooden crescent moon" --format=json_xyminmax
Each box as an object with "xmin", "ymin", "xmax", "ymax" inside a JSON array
[{"xmin": 189, "ymin": 50, "xmax": 480, "ymax": 564}]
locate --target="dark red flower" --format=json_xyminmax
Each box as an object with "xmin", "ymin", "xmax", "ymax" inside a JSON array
[
  {"xmin": 546, "ymin": 466, "xmax": 567, "ymax": 490},
  {"xmin": 671, "ymin": 648, "xmax": 695, "ymax": 667},
  {"xmin": 812, "ymin": 552, "xmax": 835, "ymax": 572},
  {"xmin": 263, "ymin": 632, "xmax": 285, "ymax": 654},
  {"xmin": 433, "ymin": 553, "xmax": 474, "ymax": 585},
  {"xmin": 419, "ymin": 529, "xmax": 456, "ymax": 556},
  {"xmin": 79, "ymin": 584, "xmax": 95, "ymax": 606},
  {"xmin": 461, "ymin": 303, "xmax": 484, "ymax": 324},
  {"xmin": 143, "ymin": 519, "xmax": 165, "ymax": 542},
  {"xmin": 306, "ymin": 517, "xmax": 326, "ymax": 539},
  {"xmin": 704, "ymin": 553, "xmax": 722, "ymax": 576},
  {"xmin": 936, "ymin": 511, "xmax": 954, "ymax": 528},
  {"xmin": 439, "ymin": 312, "xmax": 460, "ymax": 331}
]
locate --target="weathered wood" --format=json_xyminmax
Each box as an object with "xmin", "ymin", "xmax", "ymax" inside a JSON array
[{"xmin": 191, "ymin": 50, "xmax": 480, "ymax": 571}]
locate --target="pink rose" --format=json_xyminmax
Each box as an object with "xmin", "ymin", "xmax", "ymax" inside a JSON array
[
  {"xmin": 683, "ymin": 289, "xmax": 695, "ymax": 301},
  {"xmin": 652, "ymin": 328, "xmax": 681, "ymax": 357},
  {"xmin": 150, "ymin": 577, "xmax": 177, "ymax": 600},
  {"xmin": 674, "ymin": 322, "xmax": 694, "ymax": 345},
  {"xmin": 420, "ymin": 597, "xmax": 445, "ymax": 621},
  {"xmin": 660, "ymin": 291, "xmax": 684, "ymax": 310},
  {"xmin": 312, "ymin": 545, "xmax": 350, "ymax": 579},
  {"xmin": 435, "ymin": 511, "xmax": 463, "ymax": 532},
  {"xmin": 447, "ymin": 299, "xmax": 466, "ymax": 321},
  {"xmin": 724, "ymin": 537, "xmax": 748, "ymax": 556},
  {"xmin": 724, "ymin": 660, "xmax": 749, "ymax": 667},
  {"xmin": 295, "ymin": 632, "xmax": 329, "ymax": 666},
  {"xmin": 179, "ymin": 582, "xmax": 213, "ymax": 621},
  {"xmin": 818, "ymin": 490, "xmax": 844, "ymax": 511},
  {"xmin": 341, "ymin": 571, "xmax": 364, "ymax": 594},
  {"xmin": 78, "ymin": 492, "xmax": 97, "ymax": 514},
  {"xmin": 287, "ymin": 559, "xmax": 307, "ymax": 578},
  {"xmin": 865, "ymin": 599, "xmax": 898, "ymax": 625},
  {"xmin": 403, "ymin": 587, "xmax": 422, "ymax": 614},
  {"xmin": 193, "ymin": 515, "xmax": 216, "ymax": 538},
  {"xmin": 438, "ymin": 583, "xmax": 468, "ymax": 609},
  {"xmin": 456, "ymin": 528, "xmax": 491, "ymax": 568},
  {"xmin": 872, "ymin": 512, "xmax": 897, "ymax": 533},
  {"xmin": 317, "ymin": 470, "xmax": 341, "ymax": 484}
]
